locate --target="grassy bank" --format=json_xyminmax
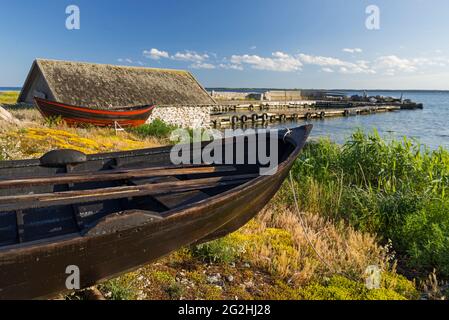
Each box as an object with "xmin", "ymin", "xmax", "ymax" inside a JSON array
[
  {"xmin": 287, "ymin": 130, "xmax": 449, "ymax": 281},
  {"xmin": 0, "ymin": 91, "xmax": 19, "ymax": 105},
  {"xmin": 85, "ymin": 202, "xmax": 418, "ymax": 300},
  {"xmin": 0, "ymin": 107, "xmax": 178, "ymax": 160}
]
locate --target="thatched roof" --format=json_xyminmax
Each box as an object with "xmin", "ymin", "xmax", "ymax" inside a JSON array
[{"xmin": 18, "ymin": 59, "xmax": 216, "ymax": 108}]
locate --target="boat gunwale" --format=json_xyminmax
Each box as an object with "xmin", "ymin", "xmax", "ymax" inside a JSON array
[
  {"xmin": 34, "ymin": 97, "xmax": 156, "ymax": 115},
  {"xmin": 0, "ymin": 128, "xmax": 296, "ymax": 168}
]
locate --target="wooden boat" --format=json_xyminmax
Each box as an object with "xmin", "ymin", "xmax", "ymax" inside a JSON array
[
  {"xmin": 34, "ymin": 97, "xmax": 155, "ymax": 127},
  {"xmin": 0, "ymin": 125, "xmax": 312, "ymax": 299}
]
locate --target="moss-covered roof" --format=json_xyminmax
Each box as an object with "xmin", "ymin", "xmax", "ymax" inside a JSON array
[{"xmin": 21, "ymin": 59, "xmax": 216, "ymax": 108}]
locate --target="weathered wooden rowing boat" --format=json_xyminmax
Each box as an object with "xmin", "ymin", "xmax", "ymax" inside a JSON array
[
  {"xmin": 34, "ymin": 97, "xmax": 155, "ymax": 127},
  {"xmin": 0, "ymin": 125, "xmax": 312, "ymax": 300}
]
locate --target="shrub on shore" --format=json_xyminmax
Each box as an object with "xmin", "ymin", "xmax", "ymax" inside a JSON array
[{"xmin": 129, "ymin": 119, "xmax": 178, "ymax": 140}]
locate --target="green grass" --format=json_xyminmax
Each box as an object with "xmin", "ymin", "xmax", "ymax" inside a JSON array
[
  {"xmin": 99, "ymin": 278, "xmax": 137, "ymax": 300},
  {"xmin": 286, "ymin": 129, "xmax": 449, "ymax": 278},
  {"xmin": 129, "ymin": 119, "xmax": 178, "ymax": 140},
  {"xmin": 191, "ymin": 237, "xmax": 244, "ymax": 264},
  {"xmin": 0, "ymin": 91, "xmax": 19, "ymax": 105}
]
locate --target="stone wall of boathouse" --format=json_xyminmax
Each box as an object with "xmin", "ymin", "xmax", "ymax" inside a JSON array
[{"xmin": 147, "ymin": 105, "xmax": 212, "ymax": 128}]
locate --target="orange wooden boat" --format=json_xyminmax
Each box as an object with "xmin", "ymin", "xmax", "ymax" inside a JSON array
[{"xmin": 34, "ymin": 97, "xmax": 155, "ymax": 127}]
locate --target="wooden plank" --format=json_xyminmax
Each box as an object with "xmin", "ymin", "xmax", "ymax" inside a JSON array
[
  {"xmin": 15, "ymin": 210, "xmax": 25, "ymax": 243},
  {"xmin": 132, "ymin": 176, "xmax": 210, "ymax": 209},
  {"xmin": 1, "ymin": 173, "xmax": 256, "ymax": 203},
  {"xmin": 155, "ymin": 191, "xmax": 210, "ymax": 209},
  {"xmin": 0, "ymin": 174, "xmax": 258, "ymax": 212},
  {"xmin": 66, "ymin": 164, "xmax": 85, "ymax": 231},
  {"xmin": 0, "ymin": 165, "xmax": 237, "ymax": 189}
]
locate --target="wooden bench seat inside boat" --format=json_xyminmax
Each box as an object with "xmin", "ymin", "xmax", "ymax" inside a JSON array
[
  {"xmin": 84, "ymin": 210, "xmax": 163, "ymax": 236},
  {"xmin": 130, "ymin": 176, "xmax": 210, "ymax": 210}
]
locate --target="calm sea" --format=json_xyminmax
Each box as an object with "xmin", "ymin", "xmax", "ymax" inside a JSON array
[
  {"xmin": 0, "ymin": 87, "xmax": 21, "ymax": 92},
  {"xmin": 210, "ymin": 89, "xmax": 449, "ymax": 150}
]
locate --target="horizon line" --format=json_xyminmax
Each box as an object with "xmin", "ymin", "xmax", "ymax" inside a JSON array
[{"xmin": 3, "ymin": 86, "xmax": 449, "ymax": 92}]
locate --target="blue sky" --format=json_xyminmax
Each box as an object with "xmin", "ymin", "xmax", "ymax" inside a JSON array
[{"xmin": 1, "ymin": 0, "xmax": 449, "ymax": 89}]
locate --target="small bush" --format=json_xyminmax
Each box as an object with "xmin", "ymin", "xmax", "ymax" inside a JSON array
[
  {"xmin": 148, "ymin": 270, "xmax": 185, "ymax": 299},
  {"xmin": 400, "ymin": 199, "xmax": 449, "ymax": 275},
  {"xmin": 100, "ymin": 277, "xmax": 137, "ymax": 300},
  {"xmin": 191, "ymin": 238, "xmax": 244, "ymax": 264},
  {"xmin": 130, "ymin": 119, "xmax": 178, "ymax": 139},
  {"xmin": 166, "ymin": 282, "xmax": 184, "ymax": 300},
  {"xmin": 381, "ymin": 272, "xmax": 420, "ymax": 299}
]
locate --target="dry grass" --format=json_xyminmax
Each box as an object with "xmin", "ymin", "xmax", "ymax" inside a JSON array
[
  {"xmin": 420, "ymin": 271, "xmax": 449, "ymax": 300},
  {"xmin": 6, "ymin": 105, "xmax": 43, "ymax": 123},
  {"xmin": 0, "ymin": 103, "xmax": 163, "ymax": 160},
  {"xmin": 0, "ymin": 126, "xmax": 162, "ymax": 160},
  {"xmin": 232, "ymin": 203, "xmax": 389, "ymax": 286},
  {"xmin": 92, "ymin": 203, "xmax": 416, "ymax": 300}
]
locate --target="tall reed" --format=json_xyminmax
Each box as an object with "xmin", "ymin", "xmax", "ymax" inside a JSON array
[{"xmin": 286, "ymin": 129, "xmax": 449, "ymax": 277}]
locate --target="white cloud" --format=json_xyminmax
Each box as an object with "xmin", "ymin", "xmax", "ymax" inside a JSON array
[
  {"xmin": 298, "ymin": 53, "xmax": 375, "ymax": 74},
  {"xmin": 219, "ymin": 63, "xmax": 244, "ymax": 71},
  {"xmin": 190, "ymin": 62, "xmax": 216, "ymax": 69},
  {"xmin": 230, "ymin": 52, "xmax": 302, "ymax": 72},
  {"xmin": 117, "ymin": 58, "xmax": 133, "ymax": 64},
  {"xmin": 375, "ymin": 55, "xmax": 418, "ymax": 75},
  {"xmin": 135, "ymin": 47, "xmax": 449, "ymax": 80},
  {"xmin": 172, "ymin": 51, "xmax": 209, "ymax": 62},
  {"xmin": 343, "ymin": 48, "xmax": 363, "ymax": 54},
  {"xmin": 298, "ymin": 53, "xmax": 347, "ymax": 67},
  {"xmin": 143, "ymin": 48, "xmax": 169, "ymax": 60},
  {"xmin": 250, "ymin": 46, "xmax": 257, "ymax": 50},
  {"xmin": 272, "ymin": 51, "xmax": 290, "ymax": 59},
  {"xmin": 373, "ymin": 55, "xmax": 449, "ymax": 75}
]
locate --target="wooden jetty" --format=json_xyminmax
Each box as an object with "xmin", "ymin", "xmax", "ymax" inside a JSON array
[
  {"xmin": 210, "ymin": 101, "xmax": 423, "ymax": 128},
  {"xmin": 212, "ymin": 105, "xmax": 404, "ymax": 127}
]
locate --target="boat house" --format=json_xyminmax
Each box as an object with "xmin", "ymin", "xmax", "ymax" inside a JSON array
[{"xmin": 18, "ymin": 59, "xmax": 216, "ymax": 127}]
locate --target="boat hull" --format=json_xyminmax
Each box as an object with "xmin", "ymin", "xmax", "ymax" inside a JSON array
[
  {"xmin": 34, "ymin": 98, "xmax": 155, "ymax": 127},
  {"xmin": 0, "ymin": 126, "xmax": 312, "ymax": 300},
  {"xmin": 0, "ymin": 169, "xmax": 286, "ymax": 299}
]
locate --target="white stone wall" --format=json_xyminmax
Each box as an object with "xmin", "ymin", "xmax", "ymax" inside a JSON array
[
  {"xmin": 147, "ymin": 106, "xmax": 212, "ymax": 128},
  {"xmin": 209, "ymin": 91, "xmax": 263, "ymax": 101}
]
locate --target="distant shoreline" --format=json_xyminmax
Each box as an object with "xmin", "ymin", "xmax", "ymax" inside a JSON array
[
  {"xmin": 0, "ymin": 87, "xmax": 21, "ymax": 92},
  {"xmin": 207, "ymin": 88, "xmax": 449, "ymax": 93},
  {"xmin": 3, "ymin": 87, "xmax": 449, "ymax": 93}
]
